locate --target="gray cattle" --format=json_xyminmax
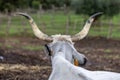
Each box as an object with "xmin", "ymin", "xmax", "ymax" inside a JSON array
[
  {"xmin": 16, "ymin": 12, "xmax": 120, "ymax": 80},
  {"xmin": 46, "ymin": 39, "xmax": 120, "ymax": 80}
]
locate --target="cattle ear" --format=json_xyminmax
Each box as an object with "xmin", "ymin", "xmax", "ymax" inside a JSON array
[{"xmin": 44, "ymin": 44, "xmax": 52, "ymax": 56}]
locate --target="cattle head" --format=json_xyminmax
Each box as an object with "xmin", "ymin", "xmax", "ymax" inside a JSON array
[{"xmin": 16, "ymin": 12, "xmax": 102, "ymax": 66}]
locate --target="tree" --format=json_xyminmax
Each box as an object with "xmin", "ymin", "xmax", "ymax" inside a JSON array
[
  {"xmin": 98, "ymin": 0, "xmax": 120, "ymax": 17},
  {"xmin": 0, "ymin": 0, "xmax": 30, "ymax": 12},
  {"xmin": 0, "ymin": 0, "xmax": 71, "ymax": 12},
  {"xmin": 40, "ymin": 0, "xmax": 71, "ymax": 9},
  {"xmin": 71, "ymin": 0, "xmax": 120, "ymax": 17},
  {"xmin": 31, "ymin": 0, "xmax": 40, "ymax": 9}
]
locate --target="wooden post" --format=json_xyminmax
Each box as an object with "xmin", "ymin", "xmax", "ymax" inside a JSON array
[
  {"xmin": 39, "ymin": 5, "xmax": 44, "ymax": 14},
  {"xmin": 107, "ymin": 20, "xmax": 113, "ymax": 39},
  {"xmin": 73, "ymin": 20, "xmax": 77, "ymax": 34},
  {"xmin": 50, "ymin": 5, "xmax": 55, "ymax": 28},
  {"xmin": 66, "ymin": 15, "xmax": 70, "ymax": 35},
  {"xmin": 38, "ymin": 5, "xmax": 46, "ymax": 33},
  {"xmin": 6, "ymin": 11, "xmax": 11, "ymax": 36},
  {"xmin": 5, "ymin": 10, "xmax": 11, "ymax": 48},
  {"xmin": 21, "ymin": 16, "xmax": 27, "ymax": 35},
  {"xmin": 65, "ymin": 4, "xmax": 71, "ymax": 35},
  {"xmin": 37, "ymin": 5, "xmax": 43, "ymax": 19}
]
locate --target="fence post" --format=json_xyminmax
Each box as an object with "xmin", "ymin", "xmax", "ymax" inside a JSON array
[
  {"xmin": 64, "ymin": 4, "xmax": 71, "ymax": 35},
  {"xmin": 6, "ymin": 12, "xmax": 11, "ymax": 36},
  {"xmin": 50, "ymin": 5, "xmax": 55, "ymax": 29},
  {"xmin": 37, "ymin": 5, "xmax": 43, "ymax": 19},
  {"xmin": 73, "ymin": 20, "xmax": 77, "ymax": 34},
  {"xmin": 66, "ymin": 15, "xmax": 71, "ymax": 35},
  {"xmin": 38, "ymin": 5, "xmax": 47, "ymax": 33},
  {"xmin": 107, "ymin": 20, "xmax": 113, "ymax": 39},
  {"xmin": 5, "ymin": 10, "xmax": 12, "ymax": 48}
]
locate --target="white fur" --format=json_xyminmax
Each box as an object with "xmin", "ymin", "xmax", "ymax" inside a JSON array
[
  {"xmin": 48, "ymin": 40, "xmax": 120, "ymax": 80},
  {"xmin": 49, "ymin": 51, "xmax": 120, "ymax": 80},
  {"xmin": 52, "ymin": 34, "xmax": 73, "ymax": 44}
]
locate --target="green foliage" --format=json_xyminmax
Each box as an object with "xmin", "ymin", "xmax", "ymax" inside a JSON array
[
  {"xmin": 0, "ymin": 0, "xmax": 71, "ymax": 12},
  {"xmin": 3, "ymin": 3, "xmax": 15, "ymax": 12},
  {"xmin": 40, "ymin": 0, "xmax": 71, "ymax": 9},
  {"xmin": 0, "ymin": 0, "xmax": 120, "ymax": 17},
  {"xmin": 71, "ymin": 0, "xmax": 99, "ymax": 15},
  {"xmin": 31, "ymin": 0, "xmax": 40, "ymax": 9},
  {"xmin": 98, "ymin": 0, "xmax": 120, "ymax": 17},
  {"xmin": 71, "ymin": 0, "xmax": 120, "ymax": 17},
  {"xmin": 0, "ymin": 0, "xmax": 30, "ymax": 12},
  {"xmin": 50, "ymin": 0, "xmax": 71, "ymax": 7}
]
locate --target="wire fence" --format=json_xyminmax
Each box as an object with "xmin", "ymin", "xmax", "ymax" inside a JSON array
[{"xmin": 0, "ymin": 8, "xmax": 120, "ymax": 39}]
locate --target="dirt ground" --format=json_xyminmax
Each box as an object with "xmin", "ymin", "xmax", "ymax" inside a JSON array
[{"xmin": 0, "ymin": 37, "xmax": 120, "ymax": 80}]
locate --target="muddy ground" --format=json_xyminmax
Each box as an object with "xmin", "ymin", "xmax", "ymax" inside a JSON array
[{"xmin": 0, "ymin": 37, "xmax": 120, "ymax": 80}]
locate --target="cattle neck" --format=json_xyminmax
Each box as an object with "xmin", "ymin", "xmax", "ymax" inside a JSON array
[{"xmin": 50, "ymin": 50, "xmax": 91, "ymax": 80}]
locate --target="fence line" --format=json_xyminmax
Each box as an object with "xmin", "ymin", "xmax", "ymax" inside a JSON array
[{"xmin": 0, "ymin": 10, "xmax": 120, "ymax": 39}]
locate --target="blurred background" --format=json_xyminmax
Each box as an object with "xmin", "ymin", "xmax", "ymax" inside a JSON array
[
  {"xmin": 0, "ymin": 0, "xmax": 120, "ymax": 38},
  {"xmin": 0, "ymin": 0, "xmax": 120, "ymax": 80}
]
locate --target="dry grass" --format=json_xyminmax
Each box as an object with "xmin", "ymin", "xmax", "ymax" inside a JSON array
[
  {"xmin": 0, "ymin": 64, "xmax": 50, "ymax": 72},
  {"xmin": 0, "ymin": 64, "xmax": 51, "ymax": 80}
]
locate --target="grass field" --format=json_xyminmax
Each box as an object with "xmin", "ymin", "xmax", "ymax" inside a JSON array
[
  {"xmin": 0, "ymin": 11, "xmax": 120, "ymax": 39},
  {"xmin": 0, "ymin": 11, "xmax": 120, "ymax": 80}
]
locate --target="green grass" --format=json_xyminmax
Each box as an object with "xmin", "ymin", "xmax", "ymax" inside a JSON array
[
  {"xmin": 0, "ymin": 43, "xmax": 2, "ymax": 47},
  {"xmin": 6, "ymin": 45, "xmax": 13, "ymax": 49},
  {"xmin": 4, "ymin": 39, "xmax": 20, "ymax": 49},
  {"xmin": 22, "ymin": 45, "xmax": 43, "ymax": 51},
  {"xmin": 104, "ymin": 49, "xmax": 112, "ymax": 53},
  {"xmin": 0, "ymin": 11, "xmax": 120, "ymax": 39}
]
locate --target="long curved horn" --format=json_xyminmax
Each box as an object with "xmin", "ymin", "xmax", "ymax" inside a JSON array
[
  {"xmin": 72, "ymin": 12, "xmax": 103, "ymax": 41},
  {"xmin": 16, "ymin": 12, "xmax": 53, "ymax": 41}
]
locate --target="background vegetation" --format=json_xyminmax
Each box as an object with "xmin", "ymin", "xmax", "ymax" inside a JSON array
[
  {"xmin": 71, "ymin": 0, "xmax": 120, "ymax": 17},
  {"xmin": 0, "ymin": 0, "xmax": 120, "ymax": 39},
  {"xmin": 0, "ymin": 0, "xmax": 120, "ymax": 17}
]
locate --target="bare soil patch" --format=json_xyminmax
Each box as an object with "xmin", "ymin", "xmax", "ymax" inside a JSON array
[{"xmin": 0, "ymin": 37, "xmax": 120, "ymax": 80}]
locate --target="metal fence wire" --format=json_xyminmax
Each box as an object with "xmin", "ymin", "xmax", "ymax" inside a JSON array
[{"xmin": 0, "ymin": 10, "xmax": 120, "ymax": 39}]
